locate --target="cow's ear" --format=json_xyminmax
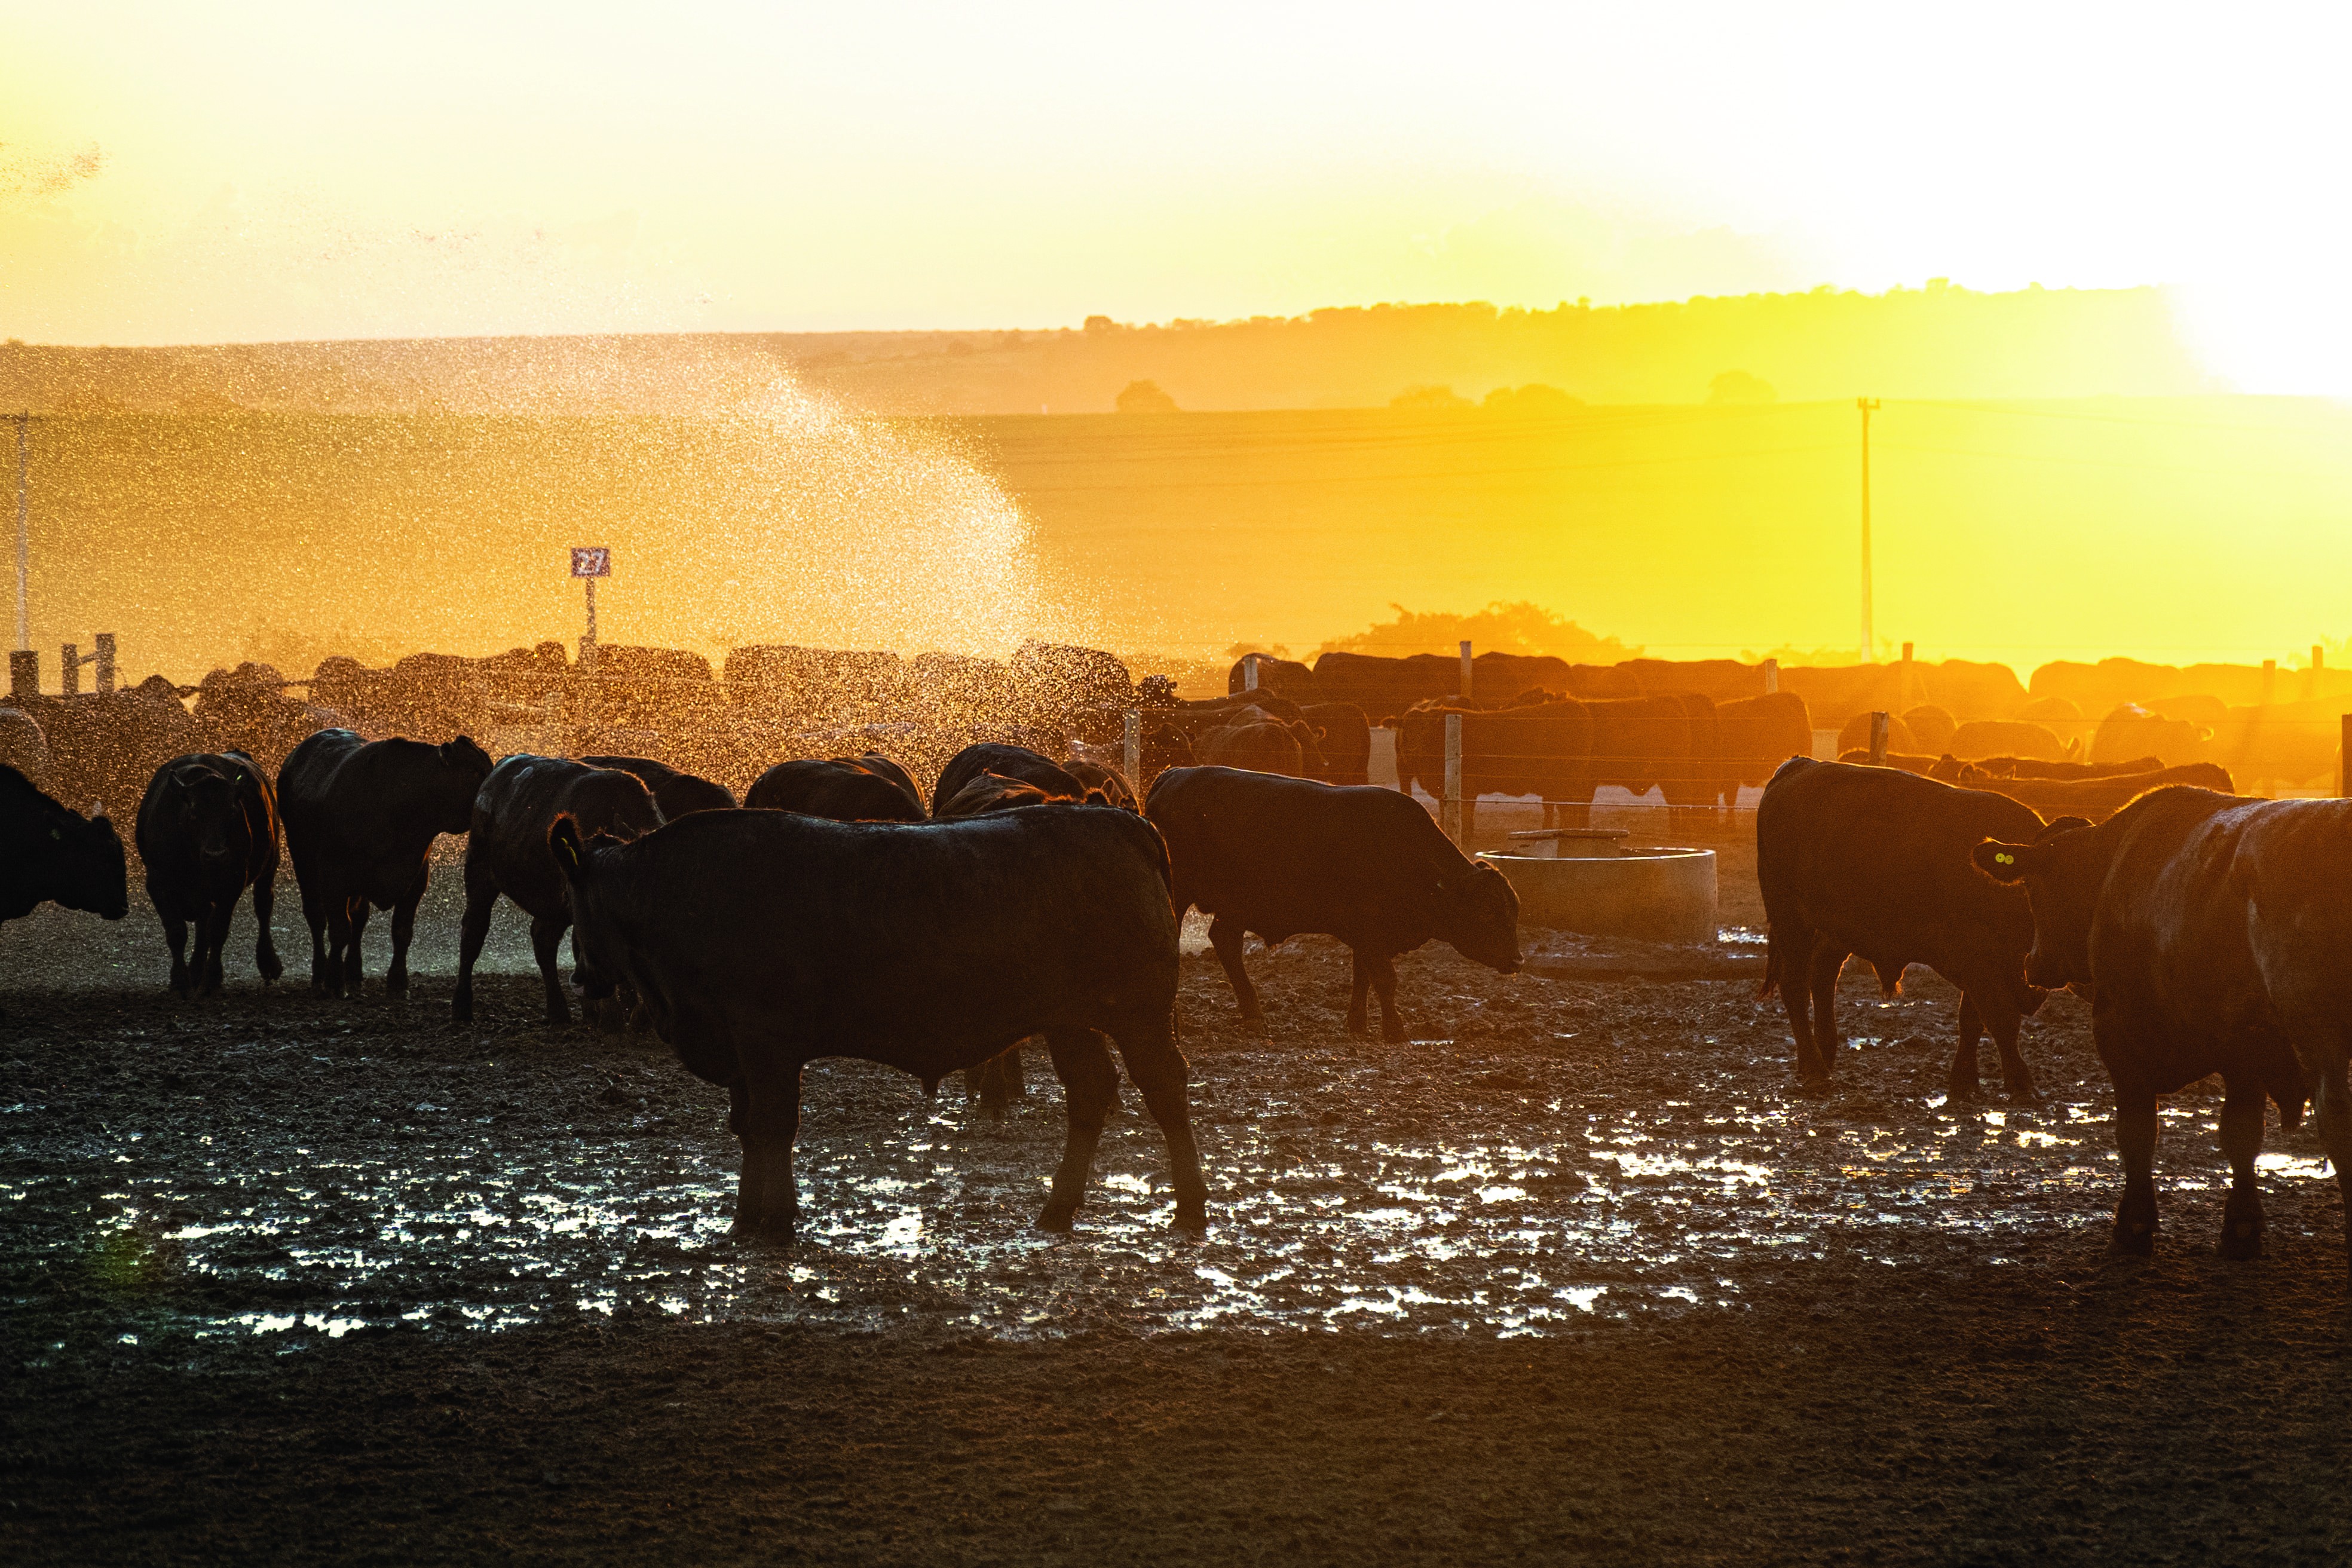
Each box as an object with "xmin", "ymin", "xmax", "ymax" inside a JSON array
[
  {"xmin": 550, "ymin": 814, "xmax": 589, "ymax": 884},
  {"xmin": 2035, "ymin": 814, "xmax": 2091, "ymax": 841},
  {"xmin": 1973, "ymin": 840, "xmax": 2036, "ymax": 883}
]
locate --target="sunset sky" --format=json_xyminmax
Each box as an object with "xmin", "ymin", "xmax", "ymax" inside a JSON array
[{"xmin": 5, "ymin": 2, "xmax": 2350, "ymax": 393}]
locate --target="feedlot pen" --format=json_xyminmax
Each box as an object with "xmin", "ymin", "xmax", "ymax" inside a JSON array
[{"xmin": 10, "ymin": 846, "xmax": 2352, "ymax": 1564}]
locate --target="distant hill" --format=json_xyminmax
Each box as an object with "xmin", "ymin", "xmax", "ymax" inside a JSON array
[{"xmin": 0, "ymin": 283, "xmax": 2210, "ymax": 415}]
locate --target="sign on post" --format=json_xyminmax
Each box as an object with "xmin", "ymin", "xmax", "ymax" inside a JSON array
[{"xmin": 571, "ymin": 547, "xmax": 611, "ymax": 672}]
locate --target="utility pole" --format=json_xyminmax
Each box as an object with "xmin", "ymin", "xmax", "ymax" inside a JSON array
[
  {"xmin": 14, "ymin": 412, "xmax": 29, "ymax": 653},
  {"xmin": 1857, "ymin": 397, "xmax": 1881, "ymax": 663}
]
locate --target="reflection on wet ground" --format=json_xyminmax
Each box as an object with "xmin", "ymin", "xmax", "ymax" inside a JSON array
[{"xmin": 4, "ymin": 896, "xmax": 2339, "ymax": 1349}]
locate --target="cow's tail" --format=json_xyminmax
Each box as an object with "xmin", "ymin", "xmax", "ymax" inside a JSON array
[{"xmin": 1756, "ymin": 921, "xmax": 1783, "ymax": 1003}]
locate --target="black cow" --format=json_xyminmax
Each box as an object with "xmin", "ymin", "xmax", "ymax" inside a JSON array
[
  {"xmin": 1, "ymin": 764, "xmax": 128, "ymax": 1003},
  {"xmin": 746, "ymin": 757, "xmax": 926, "ymax": 821},
  {"xmin": 582, "ymin": 755, "xmax": 736, "ymax": 817},
  {"xmin": 1756, "ymin": 757, "xmax": 2065, "ymax": 1098},
  {"xmin": 551, "ymin": 806, "xmax": 1205, "ymax": 1239},
  {"xmin": 455, "ymin": 757, "xmax": 664, "ymax": 1025},
  {"xmin": 1300, "ymin": 702, "xmax": 1373, "ymax": 786},
  {"xmin": 1146, "ymin": 766, "xmax": 1521, "ymax": 1042},
  {"xmin": 133, "ymin": 751, "xmax": 282, "ymax": 997},
  {"xmin": 939, "ymin": 771, "xmax": 1062, "ymax": 818},
  {"xmin": 929, "ymin": 743, "xmax": 1088, "ymax": 817},
  {"xmin": 1975, "ymin": 788, "xmax": 2352, "ymax": 1264},
  {"xmin": 278, "ymin": 729, "xmax": 494, "ymax": 997}
]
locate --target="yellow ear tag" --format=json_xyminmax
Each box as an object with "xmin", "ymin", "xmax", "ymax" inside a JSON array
[{"xmin": 1995, "ymin": 852, "xmax": 2014, "ymax": 865}]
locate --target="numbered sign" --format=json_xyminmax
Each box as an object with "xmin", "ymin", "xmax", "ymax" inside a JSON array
[{"xmin": 569, "ymin": 547, "xmax": 612, "ymax": 578}]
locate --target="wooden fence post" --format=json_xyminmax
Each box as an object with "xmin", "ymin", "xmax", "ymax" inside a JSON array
[
  {"xmin": 1761, "ymin": 657, "xmax": 1778, "ymax": 695},
  {"xmin": 1122, "ymin": 709, "xmax": 1141, "ymax": 788},
  {"xmin": 2341, "ymin": 714, "xmax": 2350, "ymax": 798},
  {"xmin": 8, "ymin": 649, "xmax": 35, "ymax": 699},
  {"xmin": 1868, "ymin": 710, "xmax": 1889, "ymax": 765},
  {"xmin": 93, "ymin": 632, "xmax": 115, "ymax": 694},
  {"xmin": 1458, "ymin": 639, "xmax": 1472, "ymax": 700},
  {"xmin": 1443, "ymin": 712, "xmax": 1463, "ymax": 845},
  {"xmin": 60, "ymin": 642, "xmax": 78, "ymax": 697},
  {"xmin": 1242, "ymin": 653, "xmax": 1259, "ymax": 691}
]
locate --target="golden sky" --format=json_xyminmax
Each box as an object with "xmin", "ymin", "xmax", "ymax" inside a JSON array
[{"xmin": 4, "ymin": 1, "xmax": 2350, "ymax": 391}]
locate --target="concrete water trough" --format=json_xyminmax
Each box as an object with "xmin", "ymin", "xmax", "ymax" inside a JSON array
[{"xmin": 1478, "ymin": 828, "xmax": 1719, "ymax": 946}]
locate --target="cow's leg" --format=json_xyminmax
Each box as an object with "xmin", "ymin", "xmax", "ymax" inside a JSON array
[
  {"xmin": 1110, "ymin": 1012, "xmax": 1209, "ymax": 1235},
  {"xmin": 324, "ymin": 894, "xmax": 357, "ymax": 997},
  {"xmin": 733, "ymin": 1064, "xmax": 803, "ymax": 1241},
  {"xmin": 197, "ymin": 898, "xmax": 234, "ymax": 997},
  {"xmin": 250, "ymin": 871, "xmax": 283, "ymax": 984},
  {"xmin": 1039, "ymin": 1029, "xmax": 1122, "ymax": 1232},
  {"xmin": 2112, "ymin": 1077, "xmax": 2161, "ymax": 1255},
  {"xmin": 160, "ymin": 906, "xmax": 192, "ymax": 999},
  {"xmin": 2313, "ymin": 1056, "xmax": 2352, "ymax": 1278},
  {"xmin": 1804, "ymin": 945, "xmax": 1848, "ymax": 1081},
  {"xmin": 1949, "ymin": 993, "xmax": 1985, "ymax": 1099},
  {"xmin": 1984, "ymin": 999, "xmax": 2035, "ymax": 1101},
  {"xmin": 2218, "ymin": 1070, "xmax": 2267, "ymax": 1260},
  {"xmin": 1770, "ymin": 923, "xmax": 1816, "ymax": 1078},
  {"xmin": 528, "ymin": 914, "xmax": 571, "ymax": 1027},
  {"xmin": 1206, "ymin": 917, "xmax": 1265, "ymax": 1034},
  {"xmin": 451, "ymin": 862, "xmax": 497, "ymax": 1024},
  {"xmin": 385, "ymin": 875, "xmax": 424, "ymax": 999},
  {"xmin": 1345, "ymin": 950, "xmax": 1374, "ymax": 1036},
  {"xmin": 1369, "ymin": 953, "xmax": 1407, "ymax": 1044}
]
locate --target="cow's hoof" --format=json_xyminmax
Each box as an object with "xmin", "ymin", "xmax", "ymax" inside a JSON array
[
  {"xmin": 1944, "ymin": 1076, "xmax": 1980, "ymax": 1102},
  {"xmin": 2113, "ymin": 1218, "xmax": 2158, "ymax": 1257},
  {"xmin": 258, "ymin": 956, "xmax": 284, "ymax": 984},
  {"xmin": 1345, "ymin": 1016, "xmax": 1370, "ymax": 1038},
  {"xmin": 1037, "ymin": 1203, "xmax": 1079, "ymax": 1233},
  {"xmin": 2221, "ymin": 1192, "xmax": 2265, "ymax": 1260},
  {"xmin": 731, "ymin": 1214, "xmax": 797, "ymax": 1247},
  {"xmin": 451, "ymin": 998, "xmax": 473, "ymax": 1024},
  {"xmin": 1172, "ymin": 1200, "xmax": 1209, "ymax": 1236}
]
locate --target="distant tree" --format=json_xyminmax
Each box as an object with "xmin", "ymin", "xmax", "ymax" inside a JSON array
[
  {"xmin": 1481, "ymin": 383, "xmax": 1583, "ymax": 416},
  {"xmin": 1116, "ymin": 379, "xmax": 1180, "ymax": 413},
  {"xmin": 944, "ymin": 337, "xmax": 975, "ymax": 357},
  {"xmin": 1317, "ymin": 602, "xmax": 1638, "ymax": 662},
  {"xmin": 1223, "ymin": 641, "xmax": 1293, "ymax": 661},
  {"xmin": 1706, "ymin": 369, "xmax": 1777, "ymax": 405},
  {"xmin": 1083, "ymin": 315, "xmax": 1117, "ymax": 335},
  {"xmin": 1389, "ymin": 384, "xmax": 1472, "ymax": 411}
]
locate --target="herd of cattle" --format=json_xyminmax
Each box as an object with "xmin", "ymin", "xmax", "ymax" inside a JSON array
[{"xmin": 3, "ymin": 639, "xmax": 2349, "ymax": 1275}]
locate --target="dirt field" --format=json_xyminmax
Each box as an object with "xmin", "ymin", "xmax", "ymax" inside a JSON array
[{"xmin": 7, "ymin": 849, "xmax": 2352, "ymax": 1565}]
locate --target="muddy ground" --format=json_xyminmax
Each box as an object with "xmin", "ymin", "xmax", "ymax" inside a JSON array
[{"xmin": 7, "ymin": 841, "xmax": 2352, "ymax": 1565}]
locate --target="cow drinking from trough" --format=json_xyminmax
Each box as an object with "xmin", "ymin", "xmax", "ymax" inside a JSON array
[
  {"xmin": 133, "ymin": 751, "xmax": 283, "ymax": 997},
  {"xmin": 747, "ymin": 756, "xmax": 927, "ymax": 821},
  {"xmin": 581, "ymin": 755, "xmax": 737, "ymax": 817},
  {"xmin": 278, "ymin": 730, "xmax": 494, "ymax": 997},
  {"xmin": 1, "ymin": 764, "xmax": 128, "ymax": 1006},
  {"xmin": 1974, "ymin": 788, "xmax": 2352, "ymax": 1265},
  {"xmin": 454, "ymin": 757, "xmax": 664, "ymax": 1025},
  {"xmin": 1146, "ymin": 766, "xmax": 1521, "ymax": 1042},
  {"xmin": 550, "ymin": 806, "xmax": 1206, "ymax": 1239},
  {"xmin": 1756, "ymin": 757, "xmax": 2064, "ymax": 1098}
]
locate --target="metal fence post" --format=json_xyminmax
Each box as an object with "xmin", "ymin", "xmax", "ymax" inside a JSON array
[
  {"xmin": 2341, "ymin": 714, "xmax": 2350, "ymax": 798},
  {"xmin": 1868, "ymin": 711, "xmax": 1889, "ymax": 765},
  {"xmin": 1443, "ymin": 712, "xmax": 1463, "ymax": 845}
]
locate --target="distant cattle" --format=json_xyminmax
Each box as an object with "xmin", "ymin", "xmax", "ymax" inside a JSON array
[
  {"xmin": 747, "ymin": 757, "xmax": 927, "ymax": 822},
  {"xmin": 0, "ymin": 707, "xmax": 47, "ymax": 786},
  {"xmin": 1222, "ymin": 653, "xmax": 1320, "ymax": 701},
  {"xmin": 1901, "ymin": 705, "xmax": 1958, "ymax": 754},
  {"xmin": 1300, "ymin": 703, "xmax": 1373, "ymax": 786},
  {"xmin": 1975, "ymin": 789, "xmax": 2352, "ymax": 1264},
  {"xmin": 1, "ymin": 764, "xmax": 128, "ymax": 1002},
  {"xmin": 133, "ymin": 751, "xmax": 282, "ymax": 997},
  {"xmin": 930, "ymin": 743, "xmax": 1089, "ymax": 817},
  {"xmin": 454, "ymin": 757, "xmax": 664, "ymax": 1025},
  {"xmin": 1147, "ymin": 766, "xmax": 1521, "ymax": 1041},
  {"xmin": 23, "ymin": 681, "xmax": 205, "ymax": 816},
  {"xmin": 1062, "ymin": 760, "xmax": 1138, "ymax": 811},
  {"xmin": 1756, "ymin": 757, "xmax": 2063, "ymax": 1097},
  {"xmin": 581, "ymin": 755, "xmax": 737, "ymax": 817},
  {"xmin": 1838, "ymin": 749, "xmax": 1941, "ymax": 776},
  {"xmin": 1950, "ymin": 762, "xmax": 2234, "ymax": 821},
  {"xmin": 278, "ymin": 730, "xmax": 494, "ymax": 997},
  {"xmin": 1836, "ymin": 710, "xmax": 1917, "ymax": 758},
  {"xmin": 938, "ymin": 771, "xmax": 1061, "ymax": 818},
  {"xmin": 1714, "ymin": 691, "xmax": 1814, "ymax": 796},
  {"xmin": 2092, "ymin": 705, "xmax": 2206, "ymax": 770},
  {"xmin": 1947, "ymin": 719, "xmax": 2065, "ymax": 762},
  {"xmin": 192, "ymin": 663, "xmax": 337, "ymax": 773},
  {"xmin": 552, "ymin": 805, "xmax": 1205, "ymax": 1239},
  {"xmin": 1195, "ymin": 709, "xmax": 1317, "ymax": 777},
  {"xmin": 1934, "ymin": 754, "xmax": 2161, "ymax": 783}
]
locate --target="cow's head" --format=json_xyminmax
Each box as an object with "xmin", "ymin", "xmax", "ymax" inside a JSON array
[
  {"xmin": 550, "ymin": 814, "xmax": 626, "ymax": 1000},
  {"xmin": 435, "ymin": 736, "xmax": 497, "ymax": 830},
  {"xmin": 1437, "ymin": 858, "xmax": 1523, "ymax": 975},
  {"xmin": 1971, "ymin": 814, "xmax": 2097, "ymax": 990},
  {"xmin": 170, "ymin": 761, "xmax": 246, "ymax": 865},
  {"xmin": 40, "ymin": 800, "xmax": 130, "ymax": 921}
]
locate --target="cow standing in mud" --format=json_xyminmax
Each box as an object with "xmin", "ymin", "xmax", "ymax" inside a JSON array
[
  {"xmin": 552, "ymin": 805, "xmax": 1205, "ymax": 1239},
  {"xmin": 1976, "ymin": 788, "xmax": 2352, "ymax": 1266},
  {"xmin": 454, "ymin": 757, "xmax": 664, "ymax": 1025},
  {"xmin": 1, "ymin": 764, "xmax": 128, "ymax": 1005},
  {"xmin": 133, "ymin": 751, "xmax": 283, "ymax": 997},
  {"xmin": 1756, "ymin": 757, "xmax": 2066, "ymax": 1098},
  {"xmin": 278, "ymin": 730, "xmax": 494, "ymax": 997}
]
